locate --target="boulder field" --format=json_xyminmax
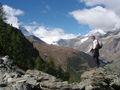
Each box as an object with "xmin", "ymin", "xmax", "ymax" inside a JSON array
[{"xmin": 0, "ymin": 56, "xmax": 120, "ymax": 90}]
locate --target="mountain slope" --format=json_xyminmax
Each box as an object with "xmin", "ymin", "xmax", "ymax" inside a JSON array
[
  {"xmin": 27, "ymin": 35, "xmax": 95, "ymax": 81},
  {"xmin": 100, "ymin": 33, "xmax": 120, "ymax": 61}
]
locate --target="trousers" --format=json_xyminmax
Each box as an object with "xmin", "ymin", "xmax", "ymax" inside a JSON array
[{"xmin": 92, "ymin": 49, "xmax": 100, "ymax": 67}]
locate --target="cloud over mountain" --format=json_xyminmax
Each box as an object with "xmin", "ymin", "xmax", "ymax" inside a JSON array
[{"xmin": 24, "ymin": 25, "xmax": 78, "ymax": 44}]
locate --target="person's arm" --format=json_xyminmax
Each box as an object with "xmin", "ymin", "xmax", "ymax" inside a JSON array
[{"xmin": 86, "ymin": 45, "xmax": 93, "ymax": 53}]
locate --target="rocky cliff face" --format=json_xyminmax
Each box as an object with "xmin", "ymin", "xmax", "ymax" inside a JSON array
[{"xmin": 0, "ymin": 56, "xmax": 120, "ymax": 90}]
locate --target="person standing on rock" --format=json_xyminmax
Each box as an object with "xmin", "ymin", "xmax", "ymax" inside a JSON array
[{"xmin": 90, "ymin": 36, "xmax": 102, "ymax": 67}]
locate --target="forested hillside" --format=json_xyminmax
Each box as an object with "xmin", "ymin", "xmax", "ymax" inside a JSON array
[{"xmin": 0, "ymin": 16, "xmax": 40, "ymax": 70}]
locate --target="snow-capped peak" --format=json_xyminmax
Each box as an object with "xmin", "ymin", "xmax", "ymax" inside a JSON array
[{"xmin": 85, "ymin": 29, "xmax": 106, "ymax": 37}]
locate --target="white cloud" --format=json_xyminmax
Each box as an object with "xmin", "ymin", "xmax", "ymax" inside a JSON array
[
  {"xmin": 70, "ymin": 6, "xmax": 120, "ymax": 31},
  {"xmin": 24, "ymin": 25, "xmax": 78, "ymax": 44},
  {"xmin": 24, "ymin": 25, "xmax": 38, "ymax": 33},
  {"xmin": 81, "ymin": 0, "xmax": 120, "ymax": 15},
  {"xmin": 2, "ymin": 5, "xmax": 24, "ymax": 28},
  {"xmin": 80, "ymin": 0, "xmax": 105, "ymax": 6}
]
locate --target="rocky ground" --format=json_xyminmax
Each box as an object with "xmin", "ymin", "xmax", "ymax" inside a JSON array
[{"xmin": 0, "ymin": 56, "xmax": 120, "ymax": 90}]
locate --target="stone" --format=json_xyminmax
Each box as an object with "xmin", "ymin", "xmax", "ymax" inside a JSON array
[
  {"xmin": 2, "ymin": 55, "xmax": 13, "ymax": 65},
  {"xmin": 1, "ymin": 56, "xmax": 120, "ymax": 90},
  {"xmin": 0, "ymin": 83, "xmax": 7, "ymax": 87}
]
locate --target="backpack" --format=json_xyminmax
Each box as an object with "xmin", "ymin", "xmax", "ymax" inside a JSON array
[{"xmin": 97, "ymin": 41, "xmax": 103, "ymax": 49}]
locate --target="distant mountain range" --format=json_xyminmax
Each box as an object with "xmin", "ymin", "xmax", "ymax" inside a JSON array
[
  {"xmin": 19, "ymin": 24, "xmax": 120, "ymax": 66},
  {"xmin": 56, "ymin": 29, "xmax": 120, "ymax": 62}
]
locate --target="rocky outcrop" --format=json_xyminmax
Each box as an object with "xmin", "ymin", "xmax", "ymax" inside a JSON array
[
  {"xmin": 79, "ymin": 68, "xmax": 120, "ymax": 90},
  {"xmin": 0, "ymin": 56, "xmax": 120, "ymax": 90},
  {"xmin": 0, "ymin": 56, "xmax": 78, "ymax": 90}
]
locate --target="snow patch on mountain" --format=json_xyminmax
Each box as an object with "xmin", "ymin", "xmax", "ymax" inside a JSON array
[
  {"xmin": 80, "ymin": 37, "xmax": 89, "ymax": 43},
  {"xmin": 85, "ymin": 29, "xmax": 106, "ymax": 37}
]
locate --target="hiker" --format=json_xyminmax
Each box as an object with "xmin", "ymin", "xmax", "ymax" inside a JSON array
[{"xmin": 90, "ymin": 36, "xmax": 102, "ymax": 67}]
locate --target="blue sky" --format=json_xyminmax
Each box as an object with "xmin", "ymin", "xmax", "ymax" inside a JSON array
[
  {"xmin": 1, "ymin": 0, "xmax": 120, "ymax": 44},
  {"xmin": 1, "ymin": 0, "xmax": 90, "ymax": 34}
]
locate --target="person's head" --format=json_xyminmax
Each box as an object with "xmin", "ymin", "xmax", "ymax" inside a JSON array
[{"xmin": 90, "ymin": 36, "xmax": 96, "ymax": 40}]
